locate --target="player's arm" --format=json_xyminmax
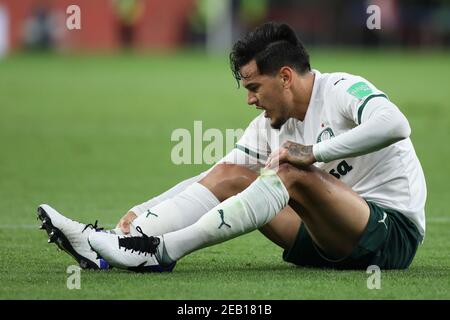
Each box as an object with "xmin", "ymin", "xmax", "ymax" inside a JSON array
[
  {"xmin": 313, "ymin": 97, "xmax": 410, "ymax": 163},
  {"xmin": 266, "ymin": 81, "xmax": 410, "ymax": 168}
]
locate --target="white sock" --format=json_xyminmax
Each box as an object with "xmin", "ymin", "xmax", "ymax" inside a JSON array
[
  {"xmin": 159, "ymin": 169, "xmax": 289, "ymax": 263},
  {"xmin": 129, "ymin": 182, "xmax": 220, "ymax": 236},
  {"xmin": 129, "ymin": 173, "xmax": 206, "ymax": 215}
]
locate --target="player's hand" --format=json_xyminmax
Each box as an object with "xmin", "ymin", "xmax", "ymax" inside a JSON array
[
  {"xmin": 265, "ymin": 141, "xmax": 316, "ymax": 169},
  {"xmin": 115, "ymin": 211, "xmax": 137, "ymax": 234}
]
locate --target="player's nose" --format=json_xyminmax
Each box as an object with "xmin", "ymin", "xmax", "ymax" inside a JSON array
[{"xmin": 247, "ymin": 93, "xmax": 258, "ymax": 106}]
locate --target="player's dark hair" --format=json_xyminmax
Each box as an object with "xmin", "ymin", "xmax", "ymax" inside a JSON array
[{"xmin": 230, "ymin": 22, "xmax": 311, "ymax": 86}]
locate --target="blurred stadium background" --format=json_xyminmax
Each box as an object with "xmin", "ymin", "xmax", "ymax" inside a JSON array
[
  {"xmin": 0, "ymin": 0, "xmax": 449, "ymax": 54},
  {"xmin": 0, "ymin": 0, "xmax": 449, "ymax": 299}
]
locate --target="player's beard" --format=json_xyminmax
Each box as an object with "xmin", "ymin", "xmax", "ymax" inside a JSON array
[
  {"xmin": 270, "ymin": 114, "xmax": 289, "ymax": 130},
  {"xmin": 267, "ymin": 101, "xmax": 290, "ymax": 129}
]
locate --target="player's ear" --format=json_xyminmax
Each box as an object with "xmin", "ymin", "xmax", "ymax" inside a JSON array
[{"xmin": 279, "ymin": 67, "xmax": 293, "ymax": 89}]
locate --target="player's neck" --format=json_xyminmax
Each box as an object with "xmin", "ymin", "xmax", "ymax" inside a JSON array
[{"xmin": 291, "ymin": 71, "xmax": 315, "ymax": 121}]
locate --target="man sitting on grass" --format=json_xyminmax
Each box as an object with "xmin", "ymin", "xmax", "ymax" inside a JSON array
[{"xmin": 38, "ymin": 22, "xmax": 426, "ymax": 272}]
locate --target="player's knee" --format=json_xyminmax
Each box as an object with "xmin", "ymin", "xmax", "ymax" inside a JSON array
[
  {"xmin": 209, "ymin": 163, "xmax": 256, "ymax": 181},
  {"xmin": 276, "ymin": 163, "xmax": 296, "ymax": 190},
  {"xmin": 211, "ymin": 163, "xmax": 242, "ymax": 177},
  {"xmin": 276, "ymin": 163, "xmax": 313, "ymax": 190}
]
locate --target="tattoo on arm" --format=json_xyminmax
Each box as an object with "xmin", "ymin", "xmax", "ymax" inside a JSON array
[{"xmin": 287, "ymin": 143, "xmax": 313, "ymax": 158}]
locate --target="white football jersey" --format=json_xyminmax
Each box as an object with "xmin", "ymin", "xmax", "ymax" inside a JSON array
[{"xmin": 235, "ymin": 70, "xmax": 427, "ymax": 237}]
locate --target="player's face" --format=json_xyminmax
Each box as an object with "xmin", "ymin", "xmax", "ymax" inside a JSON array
[{"xmin": 240, "ymin": 60, "xmax": 291, "ymax": 129}]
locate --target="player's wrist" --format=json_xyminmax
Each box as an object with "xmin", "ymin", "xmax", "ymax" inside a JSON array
[{"xmin": 304, "ymin": 145, "xmax": 316, "ymax": 166}]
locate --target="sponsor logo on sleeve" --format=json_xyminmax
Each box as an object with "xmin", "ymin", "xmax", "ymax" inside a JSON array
[{"xmin": 347, "ymin": 81, "xmax": 373, "ymax": 99}]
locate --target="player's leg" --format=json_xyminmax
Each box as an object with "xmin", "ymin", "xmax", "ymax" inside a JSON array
[
  {"xmin": 276, "ymin": 163, "xmax": 370, "ymax": 259},
  {"xmin": 258, "ymin": 206, "xmax": 301, "ymax": 249},
  {"xmin": 38, "ymin": 163, "xmax": 260, "ymax": 271},
  {"xmin": 87, "ymin": 165, "xmax": 304, "ymax": 271},
  {"xmin": 202, "ymin": 163, "xmax": 303, "ymax": 253},
  {"xmin": 129, "ymin": 181, "xmax": 219, "ymax": 236},
  {"xmin": 273, "ymin": 164, "xmax": 422, "ymax": 269},
  {"xmin": 130, "ymin": 163, "xmax": 260, "ymax": 237},
  {"xmin": 89, "ymin": 162, "xmax": 416, "ymax": 270},
  {"xmin": 37, "ymin": 180, "xmax": 218, "ymax": 270},
  {"xmin": 200, "ymin": 163, "xmax": 301, "ymax": 250},
  {"xmin": 86, "ymin": 164, "xmax": 286, "ymax": 271},
  {"xmin": 151, "ymin": 164, "xmax": 367, "ymax": 264},
  {"xmin": 191, "ymin": 164, "xmax": 418, "ymax": 269},
  {"xmin": 88, "ymin": 168, "xmax": 293, "ymax": 270},
  {"xmin": 36, "ymin": 176, "xmax": 217, "ymax": 269}
]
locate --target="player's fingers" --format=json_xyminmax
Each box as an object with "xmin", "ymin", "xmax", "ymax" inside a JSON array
[
  {"xmin": 266, "ymin": 148, "xmax": 281, "ymax": 167},
  {"xmin": 127, "ymin": 212, "xmax": 137, "ymax": 223},
  {"xmin": 115, "ymin": 218, "xmax": 125, "ymax": 229},
  {"xmin": 266, "ymin": 154, "xmax": 280, "ymax": 169},
  {"xmin": 120, "ymin": 222, "xmax": 130, "ymax": 234},
  {"xmin": 268, "ymin": 150, "xmax": 293, "ymax": 169},
  {"xmin": 116, "ymin": 211, "xmax": 136, "ymax": 233}
]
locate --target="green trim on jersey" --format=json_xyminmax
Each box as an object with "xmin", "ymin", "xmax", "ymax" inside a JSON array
[
  {"xmin": 357, "ymin": 93, "xmax": 389, "ymax": 124},
  {"xmin": 235, "ymin": 144, "xmax": 267, "ymax": 161}
]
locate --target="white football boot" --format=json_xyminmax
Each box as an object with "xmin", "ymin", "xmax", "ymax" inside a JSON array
[
  {"xmin": 88, "ymin": 226, "xmax": 176, "ymax": 273},
  {"xmin": 37, "ymin": 204, "xmax": 109, "ymax": 270}
]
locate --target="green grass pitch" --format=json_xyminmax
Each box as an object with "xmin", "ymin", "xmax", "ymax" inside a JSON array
[{"xmin": 0, "ymin": 50, "xmax": 449, "ymax": 299}]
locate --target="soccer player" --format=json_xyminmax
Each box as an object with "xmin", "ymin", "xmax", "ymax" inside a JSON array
[{"xmin": 38, "ymin": 22, "xmax": 426, "ymax": 272}]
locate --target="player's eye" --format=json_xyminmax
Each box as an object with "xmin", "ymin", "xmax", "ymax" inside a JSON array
[{"xmin": 248, "ymin": 85, "xmax": 259, "ymax": 93}]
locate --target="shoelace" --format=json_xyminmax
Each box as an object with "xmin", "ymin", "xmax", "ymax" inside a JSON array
[
  {"xmin": 82, "ymin": 220, "xmax": 103, "ymax": 233},
  {"xmin": 118, "ymin": 226, "xmax": 160, "ymax": 256}
]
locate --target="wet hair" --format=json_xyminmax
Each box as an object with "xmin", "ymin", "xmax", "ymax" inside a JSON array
[{"xmin": 230, "ymin": 22, "xmax": 311, "ymax": 86}]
